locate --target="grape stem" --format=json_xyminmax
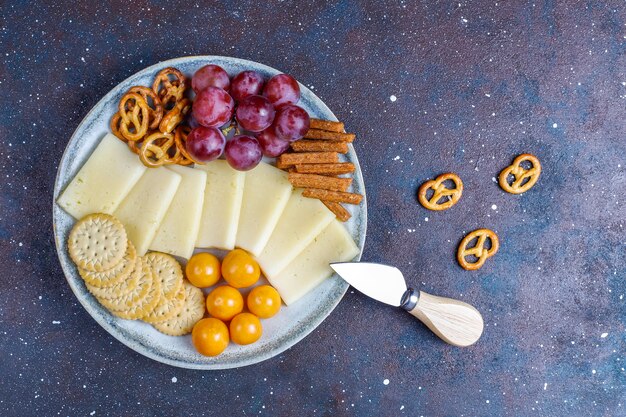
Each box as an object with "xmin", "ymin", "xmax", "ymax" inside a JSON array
[{"xmin": 221, "ymin": 120, "xmax": 240, "ymax": 137}]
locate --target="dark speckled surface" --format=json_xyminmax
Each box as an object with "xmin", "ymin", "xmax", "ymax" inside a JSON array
[{"xmin": 1, "ymin": 1, "xmax": 625, "ymax": 416}]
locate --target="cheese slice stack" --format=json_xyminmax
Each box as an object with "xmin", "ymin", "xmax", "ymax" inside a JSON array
[
  {"xmin": 114, "ymin": 167, "xmax": 181, "ymax": 256},
  {"xmin": 256, "ymin": 189, "xmax": 335, "ymax": 278},
  {"xmin": 268, "ymin": 220, "xmax": 360, "ymax": 305},
  {"xmin": 195, "ymin": 160, "xmax": 245, "ymax": 250},
  {"xmin": 235, "ymin": 162, "xmax": 292, "ymax": 256},
  {"xmin": 57, "ymin": 133, "xmax": 147, "ymax": 219},
  {"xmin": 149, "ymin": 165, "xmax": 207, "ymax": 259}
]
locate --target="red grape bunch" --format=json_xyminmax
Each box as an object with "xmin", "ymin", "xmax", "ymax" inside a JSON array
[{"xmin": 187, "ymin": 64, "xmax": 310, "ymax": 171}]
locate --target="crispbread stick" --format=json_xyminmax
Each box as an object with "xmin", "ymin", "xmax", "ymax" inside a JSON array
[
  {"xmin": 277, "ymin": 152, "xmax": 339, "ymax": 168},
  {"xmin": 288, "ymin": 173, "xmax": 352, "ymax": 192},
  {"xmin": 291, "ymin": 140, "xmax": 348, "ymax": 153},
  {"xmin": 322, "ymin": 201, "xmax": 351, "ymax": 222},
  {"xmin": 294, "ymin": 163, "xmax": 355, "ymax": 175},
  {"xmin": 303, "ymin": 129, "xmax": 355, "ymax": 142},
  {"xmin": 310, "ymin": 119, "xmax": 345, "ymax": 133},
  {"xmin": 302, "ymin": 188, "xmax": 363, "ymax": 205}
]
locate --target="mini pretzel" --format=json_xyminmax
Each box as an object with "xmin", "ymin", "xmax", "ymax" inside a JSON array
[
  {"xmin": 128, "ymin": 86, "xmax": 163, "ymax": 130},
  {"xmin": 174, "ymin": 125, "xmax": 197, "ymax": 165},
  {"xmin": 457, "ymin": 229, "xmax": 499, "ymax": 271},
  {"xmin": 110, "ymin": 112, "xmax": 124, "ymax": 140},
  {"xmin": 152, "ymin": 67, "xmax": 187, "ymax": 109},
  {"xmin": 499, "ymin": 154, "xmax": 541, "ymax": 194},
  {"xmin": 418, "ymin": 173, "xmax": 463, "ymax": 211},
  {"xmin": 159, "ymin": 98, "xmax": 191, "ymax": 134},
  {"xmin": 118, "ymin": 92, "xmax": 149, "ymax": 141},
  {"xmin": 139, "ymin": 132, "xmax": 178, "ymax": 168}
]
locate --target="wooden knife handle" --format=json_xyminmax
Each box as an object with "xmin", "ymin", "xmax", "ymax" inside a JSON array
[{"xmin": 402, "ymin": 289, "xmax": 484, "ymax": 347}]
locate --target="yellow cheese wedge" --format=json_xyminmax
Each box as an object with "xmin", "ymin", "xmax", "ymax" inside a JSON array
[
  {"xmin": 235, "ymin": 162, "xmax": 292, "ymax": 256},
  {"xmin": 256, "ymin": 188, "xmax": 335, "ymax": 278},
  {"xmin": 195, "ymin": 160, "xmax": 245, "ymax": 250},
  {"xmin": 268, "ymin": 220, "xmax": 359, "ymax": 305},
  {"xmin": 113, "ymin": 167, "xmax": 181, "ymax": 256},
  {"xmin": 149, "ymin": 165, "xmax": 207, "ymax": 259},
  {"xmin": 57, "ymin": 133, "xmax": 147, "ymax": 219}
]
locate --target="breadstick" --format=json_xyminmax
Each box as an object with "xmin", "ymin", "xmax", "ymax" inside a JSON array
[
  {"xmin": 310, "ymin": 119, "xmax": 345, "ymax": 133},
  {"xmin": 304, "ymin": 129, "xmax": 355, "ymax": 142},
  {"xmin": 302, "ymin": 188, "xmax": 363, "ymax": 205},
  {"xmin": 288, "ymin": 173, "xmax": 352, "ymax": 192},
  {"xmin": 277, "ymin": 152, "xmax": 339, "ymax": 168},
  {"xmin": 291, "ymin": 140, "xmax": 348, "ymax": 153},
  {"xmin": 322, "ymin": 201, "xmax": 351, "ymax": 222},
  {"xmin": 294, "ymin": 163, "xmax": 355, "ymax": 175}
]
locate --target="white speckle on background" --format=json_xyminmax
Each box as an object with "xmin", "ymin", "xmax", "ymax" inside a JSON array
[
  {"xmin": 383, "ymin": 379, "xmax": 390, "ymax": 385},
  {"xmin": 390, "ymin": 95, "xmax": 397, "ymax": 102},
  {"xmin": 171, "ymin": 377, "xmax": 177, "ymax": 383},
  {"xmin": 491, "ymin": 204, "xmax": 497, "ymax": 210},
  {"xmin": 400, "ymin": 405, "xmax": 405, "ymax": 410},
  {"xmin": 492, "ymin": 177, "xmax": 497, "ymax": 183},
  {"xmin": 52, "ymin": 321, "xmax": 60, "ymax": 325},
  {"xmin": 552, "ymin": 123, "xmax": 558, "ymax": 128},
  {"xmin": 544, "ymin": 383, "xmax": 548, "ymax": 390},
  {"xmin": 424, "ymin": 217, "xmax": 429, "ymax": 222},
  {"xmin": 90, "ymin": 412, "xmax": 95, "ymax": 416},
  {"xmin": 592, "ymin": 369, "xmax": 596, "ymax": 374},
  {"xmin": 393, "ymin": 155, "xmax": 400, "ymax": 161},
  {"xmin": 485, "ymin": 93, "xmax": 491, "ymax": 97},
  {"xmin": 601, "ymin": 332, "xmax": 608, "ymax": 338}
]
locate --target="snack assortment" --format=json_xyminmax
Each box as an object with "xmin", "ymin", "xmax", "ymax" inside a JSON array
[
  {"xmin": 418, "ymin": 154, "xmax": 541, "ymax": 270},
  {"xmin": 274, "ymin": 118, "xmax": 362, "ymax": 222},
  {"xmin": 58, "ymin": 63, "xmax": 363, "ymax": 358}
]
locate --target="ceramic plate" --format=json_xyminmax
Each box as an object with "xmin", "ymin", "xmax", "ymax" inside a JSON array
[{"xmin": 52, "ymin": 56, "xmax": 367, "ymax": 369}]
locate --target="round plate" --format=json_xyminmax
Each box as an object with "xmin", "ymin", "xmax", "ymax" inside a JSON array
[{"xmin": 52, "ymin": 56, "xmax": 367, "ymax": 369}]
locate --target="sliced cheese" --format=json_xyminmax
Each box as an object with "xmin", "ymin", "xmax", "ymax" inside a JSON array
[
  {"xmin": 268, "ymin": 220, "xmax": 359, "ymax": 305},
  {"xmin": 113, "ymin": 167, "xmax": 181, "ymax": 256},
  {"xmin": 149, "ymin": 165, "xmax": 207, "ymax": 259},
  {"xmin": 195, "ymin": 160, "xmax": 245, "ymax": 250},
  {"xmin": 57, "ymin": 133, "xmax": 147, "ymax": 219},
  {"xmin": 256, "ymin": 189, "xmax": 335, "ymax": 278},
  {"xmin": 235, "ymin": 162, "xmax": 292, "ymax": 256}
]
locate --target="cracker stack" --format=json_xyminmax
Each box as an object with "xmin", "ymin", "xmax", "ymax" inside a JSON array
[{"xmin": 67, "ymin": 213, "xmax": 205, "ymax": 335}]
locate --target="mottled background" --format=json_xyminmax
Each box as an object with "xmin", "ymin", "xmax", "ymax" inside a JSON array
[{"xmin": 1, "ymin": 0, "xmax": 625, "ymax": 416}]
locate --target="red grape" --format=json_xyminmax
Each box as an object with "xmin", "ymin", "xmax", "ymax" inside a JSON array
[
  {"xmin": 256, "ymin": 127, "xmax": 290, "ymax": 157},
  {"xmin": 263, "ymin": 74, "xmax": 300, "ymax": 109},
  {"xmin": 186, "ymin": 127, "xmax": 226, "ymax": 163},
  {"xmin": 272, "ymin": 105, "xmax": 310, "ymax": 142},
  {"xmin": 235, "ymin": 95, "xmax": 275, "ymax": 132},
  {"xmin": 192, "ymin": 64, "xmax": 230, "ymax": 93},
  {"xmin": 231, "ymin": 71, "xmax": 264, "ymax": 102},
  {"xmin": 225, "ymin": 135, "xmax": 263, "ymax": 171},
  {"xmin": 192, "ymin": 87, "xmax": 234, "ymax": 128}
]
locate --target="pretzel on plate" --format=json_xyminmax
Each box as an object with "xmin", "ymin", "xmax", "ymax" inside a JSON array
[
  {"xmin": 128, "ymin": 86, "xmax": 163, "ymax": 130},
  {"xmin": 152, "ymin": 67, "xmax": 187, "ymax": 109},
  {"xmin": 139, "ymin": 132, "xmax": 179, "ymax": 168},
  {"xmin": 159, "ymin": 98, "xmax": 191, "ymax": 134},
  {"xmin": 174, "ymin": 125, "xmax": 197, "ymax": 165},
  {"xmin": 117, "ymin": 92, "xmax": 149, "ymax": 141}
]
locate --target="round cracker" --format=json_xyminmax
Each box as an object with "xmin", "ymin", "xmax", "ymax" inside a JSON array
[
  {"xmin": 85, "ymin": 256, "xmax": 140, "ymax": 299},
  {"xmin": 104, "ymin": 259, "xmax": 161, "ymax": 320},
  {"xmin": 79, "ymin": 240, "xmax": 137, "ymax": 288},
  {"xmin": 152, "ymin": 282, "xmax": 205, "ymax": 336},
  {"xmin": 143, "ymin": 283, "xmax": 186, "ymax": 324},
  {"xmin": 99, "ymin": 258, "xmax": 152, "ymax": 311},
  {"xmin": 143, "ymin": 252, "xmax": 183, "ymax": 301},
  {"xmin": 68, "ymin": 213, "xmax": 128, "ymax": 272}
]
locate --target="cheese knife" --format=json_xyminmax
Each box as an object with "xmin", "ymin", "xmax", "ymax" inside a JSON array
[{"xmin": 330, "ymin": 262, "xmax": 484, "ymax": 347}]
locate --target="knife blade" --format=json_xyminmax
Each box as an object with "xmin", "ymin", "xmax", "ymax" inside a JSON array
[{"xmin": 330, "ymin": 262, "xmax": 484, "ymax": 347}]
